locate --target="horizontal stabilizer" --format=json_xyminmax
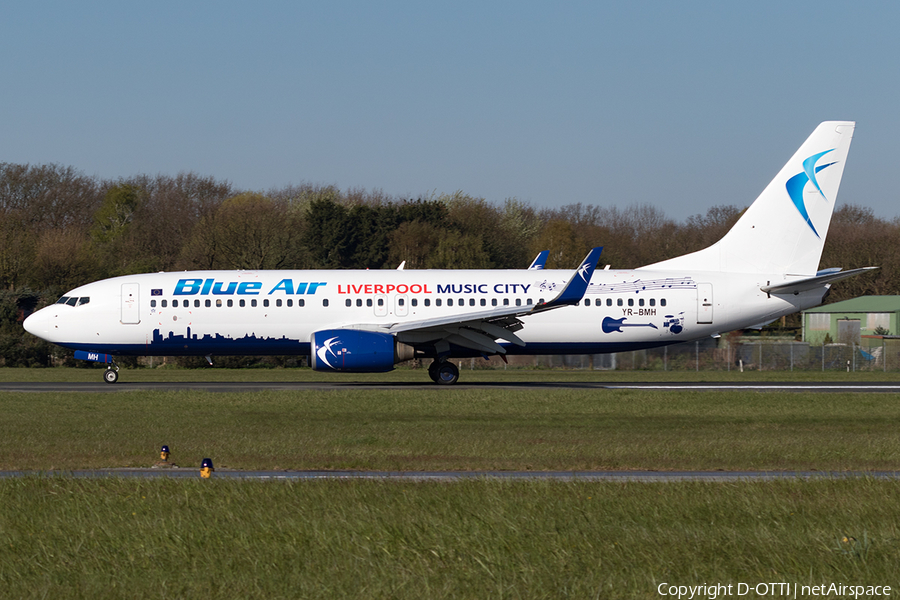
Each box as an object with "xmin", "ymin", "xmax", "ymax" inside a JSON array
[{"xmin": 760, "ymin": 267, "xmax": 877, "ymax": 294}]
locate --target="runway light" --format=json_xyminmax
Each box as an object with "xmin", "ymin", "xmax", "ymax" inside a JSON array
[
  {"xmin": 160, "ymin": 445, "xmax": 170, "ymax": 461},
  {"xmin": 201, "ymin": 458, "xmax": 214, "ymax": 478}
]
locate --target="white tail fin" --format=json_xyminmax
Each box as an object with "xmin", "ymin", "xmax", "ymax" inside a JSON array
[{"xmin": 643, "ymin": 121, "xmax": 855, "ymax": 275}]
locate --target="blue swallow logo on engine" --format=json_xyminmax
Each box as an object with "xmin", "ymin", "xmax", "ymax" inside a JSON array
[
  {"xmin": 317, "ymin": 336, "xmax": 341, "ymax": 369},
  {"xmin": 785, "ymin": 149, "xmax": 837, "ymax": 238}
]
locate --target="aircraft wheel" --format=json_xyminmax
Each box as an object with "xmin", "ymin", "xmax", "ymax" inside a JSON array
[
  {"xmin": 435, "ymin": 361, "xmax": 459, "ymax": 385},
  {"xmin": 428, "ymin": 361, "xmax": 440, "ymax": 382},
  {"xmin": 103, "ymin": 368, "xmax": 119, "ymax": 384}
]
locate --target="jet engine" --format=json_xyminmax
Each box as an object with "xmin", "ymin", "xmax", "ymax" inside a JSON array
[{"xmin": 310, "ymin": 329, "xmax": 415, "ymax": 372}]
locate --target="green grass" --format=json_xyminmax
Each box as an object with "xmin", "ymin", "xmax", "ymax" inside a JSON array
[
  {"xmin": 1, "ymin": 365, "xmax": 899, "ymax": 383},
  {"xmin": 3, "ymin": 371, "xmax": 900, "ymax": 597},
  {"xmin": 1, "ymin": 478, "xmax": 898, "ymax": 599},
  {"xmin": 1, "ymin": 387, "xmax": 900, "ymax": 472}
]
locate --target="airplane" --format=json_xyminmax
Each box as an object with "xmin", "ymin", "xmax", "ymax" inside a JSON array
[{"xmin": 23, "ymin": 121, "xmax": 874, "ymax": 385}]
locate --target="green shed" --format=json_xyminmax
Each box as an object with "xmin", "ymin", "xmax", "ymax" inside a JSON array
[{"xmin": 802, "ymin": 296, "xmax": 900, "ymax": 345}]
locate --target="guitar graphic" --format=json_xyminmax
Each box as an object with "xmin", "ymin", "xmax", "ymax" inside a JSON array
[{"xmin": 601, "ymin": 316, "xmax": 659, "ymax": 334}]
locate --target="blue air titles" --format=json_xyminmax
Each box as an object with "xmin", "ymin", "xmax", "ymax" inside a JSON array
[{"xmin": 174, "ymin": 278, "xmax": 327, "ymax": 296}]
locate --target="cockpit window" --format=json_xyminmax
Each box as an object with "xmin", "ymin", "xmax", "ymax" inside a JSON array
[{"xmin": 56, "ymin": 296, "xmax": 90, "ymax": 307}]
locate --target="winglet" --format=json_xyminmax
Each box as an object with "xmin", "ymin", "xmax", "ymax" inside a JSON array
[
  {"xmin": 534, "ymin": 247, "xmax": 602, "ymax": 311},
  {"xmin": 528, "ymin": 251, "xmax": 549, "ymax": 270}
]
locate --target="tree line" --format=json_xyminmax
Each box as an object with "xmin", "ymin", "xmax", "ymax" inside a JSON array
[{"xmin": 1, "ymin": 162, "xmax": 895, "ymax": 365}]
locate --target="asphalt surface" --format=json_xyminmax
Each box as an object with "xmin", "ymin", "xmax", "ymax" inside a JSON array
[
  {"xmin": 2, "ymin": 468, "xmax": 899, "ymax": 481},
  {"xmin": 2, "ymin": 381, "xmax": 900, "ymax": 393}
]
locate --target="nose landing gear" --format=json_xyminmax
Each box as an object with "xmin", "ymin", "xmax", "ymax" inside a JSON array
[{"xmin": 103, "ymin": 364, "xmax": 119, "ymax": 384}]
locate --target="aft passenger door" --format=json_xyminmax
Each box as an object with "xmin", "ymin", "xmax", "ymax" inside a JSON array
[
  {"xmin": 697, "ymin": 282, "xmax": 713, "ymax": 324},
  {"xmin": 121, "ymin": 283, "xmax": 140, "ymax": 324}
]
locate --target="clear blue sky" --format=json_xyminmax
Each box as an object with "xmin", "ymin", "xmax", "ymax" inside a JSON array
[{"xmin": 2, "ymin": 1, "xmax": 898, "ymax": 218}]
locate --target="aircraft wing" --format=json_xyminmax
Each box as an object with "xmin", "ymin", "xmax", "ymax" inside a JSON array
[{"xmin": 345, "ymin": 247, "xmax": 603, "ymax": 355}]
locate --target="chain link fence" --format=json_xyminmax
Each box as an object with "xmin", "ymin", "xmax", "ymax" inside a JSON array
[{"xmin": 458, "ymin": 336, "xmax": 900, "ymax": 372}]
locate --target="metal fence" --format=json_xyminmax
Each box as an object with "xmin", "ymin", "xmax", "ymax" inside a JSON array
[{"xmin": 459, "ymin": 337, "xmax": 900, "ymax": 372}]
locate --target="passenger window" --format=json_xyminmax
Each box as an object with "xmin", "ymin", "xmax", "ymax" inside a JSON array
[
  {"xmin": 617, "ymin": 299, "xmax": 623, "ymax": 307},
  {"xmin": 240, "ymin": 299, "xmax": 245, "ymax": 307},
  {"xmin": 276, "ymin": 299, "xmax": 282, "ymax": 307},
  {"xmin": 377, "ymin": 298, "xmax": 384, "ymax": 307},
  {"xmin": 492, "ymin": 299, "xmax": 497, "ymax": 306},
  {"xmin": 151, "ymin": 300, "xmax": 156, "ymax": 308},
  {"xmin": 356, "ymin": 299, "xmax": 362, "ymax": 307},
  {"xmin": 628, "ymin": 299, "xmax": 634, "ymax": 307},
  {"xmin": 469, "ymin": 299, "xmax": 475, "ymax": 307},
  {"xmin": 650, "ymin": 299, "xmax": 655, "ymax": 306},
  {"xmin": 515, "ymin": 299, "xmax": 521, "ymax": 306},
  {"xmin": 411, "ymin": 299, "xmax": 417, "ymax": 307},
  {"xmin": 287, "ymin": 299, "xmax": 293, "ymax": 307},
  {"xmin": 398, "ymin": 298, "xmax": 405, "ymax": 306},
  {"xmin": 252, "ymin": 299, "xmax": 257, "ymax": 307},
  {"xmin": 528, "ymin": 299, "xmax": 533, "ymax": 305},
  {"xmin": 607, "ymin": 299, "xmax": 612, "ymax": 306},
  {"xmin": 216, "ymin": 299, "xmax": 222, "ymax": 307},
  {"xmin": 639, "ymin": 299, "xmax": 644, "ymax": 307},
  {"xmin": 323, "ymin": 299, "xmax": 329, "ymax": 307},
  {"xmin": 227, "ymin": 299, "xmax": 233, "ymax": 307},
  {"xmin": 194, "ymin": 300, "xmax": 200, "ymax": 308},
  {"xmin": 447, "ymin": 299, "xmax": 453, "ymax": 307},
  {"xmin": 346, "ymin": 299, "xmax": 352, "ymax": 307},
  {"xmin": 205, "ymin": 299, "xmax": 211, "ymax": 308},
  {"xmin": 595, "ymin": 299, "xmax": 602, "ymax": 306},
  {"xmin": 366, "ymin": 299, "xmax": 373, "ymax": 307},
  {"xmin": 436, "ymin": 299, "xmax": 442, "ymax": 307},
  {"xmin": 173, "ymin": 300, "xmax": 179, "ymax": 308},
  {"xmin": 263, "ymin": 299, "xmax": 269, "ymax": 307},
  {"xmin": 459, "ymin": 298, "xmax": 464, "ymax": 306},
  {"xmin": 661, "ymin": 299, "xmax": 667, "ymax": 307},
  {"xmin": 161, "ymin": 300, "xmax": 167, "ymax": 308},
  {"xmin": 503, "ymin": 298, "xmax": 509, "ymax": 306},
  {"xmin": 298, "ymin": 299, "xmax": 305, "ymax": 307}
]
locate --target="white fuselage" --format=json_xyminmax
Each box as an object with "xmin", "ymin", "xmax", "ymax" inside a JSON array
[{"xmin": 23, "ymin": 267, "xmax": 824, "ymax": 358}]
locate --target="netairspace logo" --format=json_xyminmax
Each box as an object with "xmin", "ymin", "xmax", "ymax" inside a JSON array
[{"xmin": 657, "ymin": 582, "xmax": 891, "ymax": 599}]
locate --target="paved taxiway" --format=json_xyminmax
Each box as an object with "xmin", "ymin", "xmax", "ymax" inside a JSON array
[
  {"xmin": 2, "ymin": 381, "xmax": 900, "ymax": 393},
  {"xmin": 2, "ymin": 469, "xmax": 899, "ymax": 481}
]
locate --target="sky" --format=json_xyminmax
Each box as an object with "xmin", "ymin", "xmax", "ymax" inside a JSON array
[{"xmin": 2, "ymin": 1, "xmax": 899, "ymax": 219}]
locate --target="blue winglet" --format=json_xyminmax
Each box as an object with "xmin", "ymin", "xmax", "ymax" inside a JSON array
[
  {"xmin": 528, "ymin": 250, "xmax": 549, "ymax": 270},
  {"xmin": 536, "ymin": 247, "xmax": 603, "ymax": 310}
]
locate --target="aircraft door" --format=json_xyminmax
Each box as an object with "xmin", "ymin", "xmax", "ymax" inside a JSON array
[
  {"xmin": 394, "ymin": 294, "xmax": 408, "ymax": 317},
  {"xmin": 697, "ymin": 283, "xmax": 713, "ymax": 324},
  {"xmin": 121, "ymin": 283, "xmax": 140, "ymax": 324}
]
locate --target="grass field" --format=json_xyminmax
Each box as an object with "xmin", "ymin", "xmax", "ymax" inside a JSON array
[{"xmin": 2, "ymin": 368, "xmax": 900, "ymax": 598}]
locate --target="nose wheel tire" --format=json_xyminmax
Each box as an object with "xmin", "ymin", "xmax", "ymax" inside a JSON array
[{"xmin": 103, "ymin": 368, "xmax": 119, "ymax": 384}]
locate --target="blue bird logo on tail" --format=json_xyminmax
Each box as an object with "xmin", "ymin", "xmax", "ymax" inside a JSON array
[{"xmin": 785, "ymin": 149, "xmax": 837, "ymax": 238}]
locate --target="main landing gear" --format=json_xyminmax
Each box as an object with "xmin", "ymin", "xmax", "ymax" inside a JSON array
[{"xmin": 428, "ymin": 360, "xmax": 459, "ymax": 385}]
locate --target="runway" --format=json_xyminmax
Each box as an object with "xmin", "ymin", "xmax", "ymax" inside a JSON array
[
  {"xmin": 2, "ymin": 381, "xmax": 900, "ymax": 393},
  {"xmin": 2, "ymin": 468, "xmax": 899, "ymax": 481}
]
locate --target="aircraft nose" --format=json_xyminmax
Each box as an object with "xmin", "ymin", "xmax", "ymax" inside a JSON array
[{"xmin": 23, "ymin": 308, "xmax": 47, "ymax": 337}]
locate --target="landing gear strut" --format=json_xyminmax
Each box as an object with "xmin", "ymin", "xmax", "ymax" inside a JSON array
[{"xmin": 428, "ymin": 360, "xmax": 459, "ymax": 385}]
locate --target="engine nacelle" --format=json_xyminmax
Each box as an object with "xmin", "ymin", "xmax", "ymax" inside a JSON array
[{"xmin": 310, "ymin": 329, "xmax": 415, "ymax": 373}]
